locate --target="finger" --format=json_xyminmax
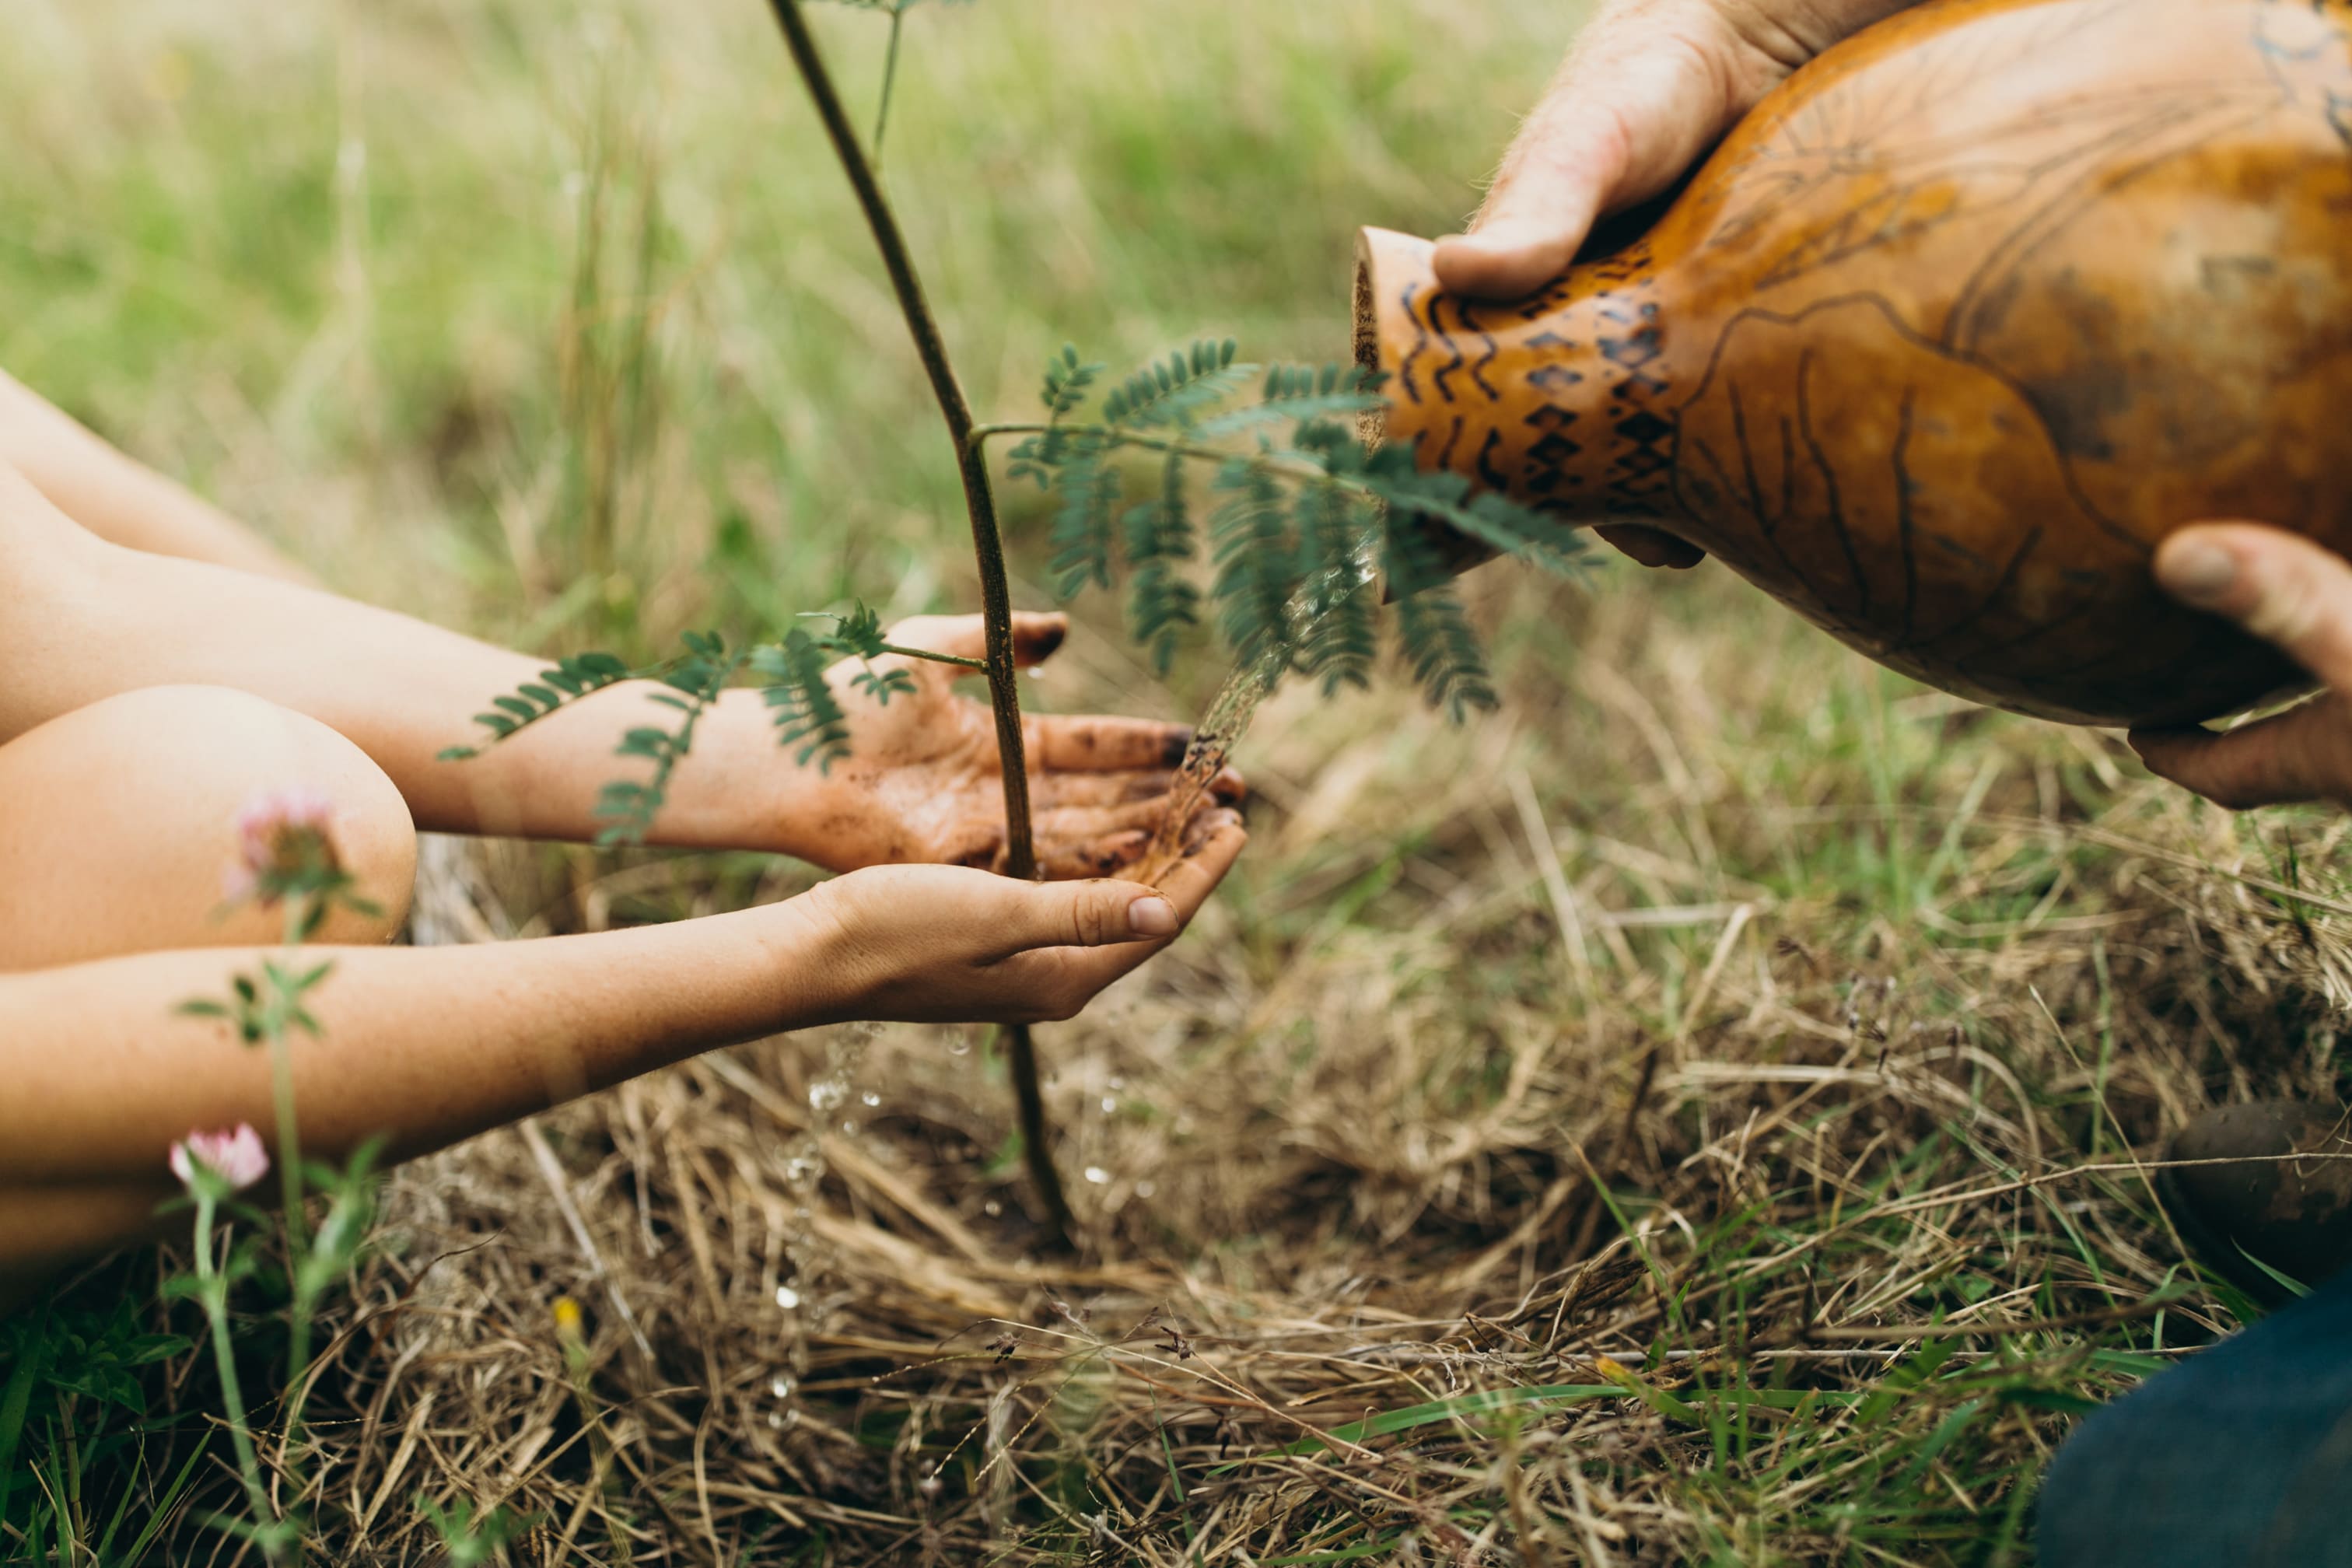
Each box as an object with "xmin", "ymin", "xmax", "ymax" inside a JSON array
[
  {"xmin": 1037, "ymin": 796, "xmax": 1196, "ymax": 847},
  {"xmin": 1596, "ymin": 523, "xmax": 1706, "ymax": 569},
  {"xmin": 1031, "ymin": 765, "xmax": 1246, "ymax": 810},
  {"xmin": 2154, "ymin": 523, "xmax": 2352, "ymax": 691},
  {"xmin": 1433, "ymin": 1, "xmax": 1747, "ymax": 299},
  {"xmin": 2130, "ymin": 694, "xmax": 2352, "ymax": 810},
  {"xmin": 1033, "ymin": 770, "xmax": 1178, "ymax": 810},
  {"xmin": 1028, "ymin": 712, "xmax": 1195, "ymax": 772},
  {"xmin": 1178, "ymin": 804, "xmax": 1247, "ymax": 857},
  {"xmin": 880, "ymin": 611, "xmax": 1070, "ymax": 690},
  {"xmin": 1037, "ymin": 819, "xmax": 1250, "ymax": 1000},
  {"xmin": 1034, "ymin": 829, "xmax": 1152, "ymax": 880},
  {"xmin": 1031, "ymin": 784, "xmax": 1245, "ymax": 877},
  {"xmin": 991, "ymin": 873, "xmax": 1185, "ymax": 958}
]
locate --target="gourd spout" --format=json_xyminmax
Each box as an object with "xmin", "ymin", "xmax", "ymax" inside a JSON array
[{"xmin": 1353, "ymin": 225, "xmax": 1683, "ymax": 576}]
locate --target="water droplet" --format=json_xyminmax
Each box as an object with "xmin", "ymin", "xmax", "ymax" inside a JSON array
[
  {"xmin": 860, "ymin": 1091, "xmax": 881, "ymax": 1108},
  {"xmin": 809, "ymin": 1080, "xmax": 849, "ymax": 1113},
  {"xmin": 949, "ymin": 1038, "xmax": 971, "ymax": 1056},
  {"xmin": 838, "ymin": 1119, "xmax": 858, "ymax": 1136},
  {"xmin": 1100, "ymin": 1096, "xmax": 1118, "ymax": 1114},
  {"xmin": 1136, "ymin": 1180, "xmax": 1157, "ymax": 1198},
  {"xmin": 767, "ymin": 1411, "xmax": 784, "ymax": 1430},
  {"xmin": 770, "ymin": 1375, "xmax": 796, "ymax": 1399},
  {"xmin": 1107, "ymin": 1076, "xmax": 1125, "ymax": 1090},
  {"xmin": 783, "ymin": 1157, "xmax": 819, "ymax": 1183},
  {"xmin": 775, "ymin": 1285, "xmax": 802, "ymax": 1311},
  {"xmin": 983, "ymin": 1199, "xmax": 1003, "ymax": 1216},
  {"xmin": 1083, "ymin": 1166, "xmax": 1110, "ymax": 1185}
]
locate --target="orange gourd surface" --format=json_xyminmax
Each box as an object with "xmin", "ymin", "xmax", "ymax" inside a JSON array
[{"xmin": 1356, "ymin": 0, "xmax": 2352, "ymax": 726}]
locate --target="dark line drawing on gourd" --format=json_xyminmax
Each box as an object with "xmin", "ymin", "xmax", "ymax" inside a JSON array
[
  {"xmin": 1424, "ymin": 291, "xmax": 1467, "ymax": 404},
  {"xmin": 1668, "ymin": 293, "xmax": 2150, "ymax": 677},
  {"xmin": 1396, "ymin": 282, "xmax": 1429, "ymax": 406}
]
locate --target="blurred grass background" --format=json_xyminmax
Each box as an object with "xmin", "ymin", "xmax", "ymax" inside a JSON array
[
  {"xmin": 10, "ymin": 1, "xmax": 2352, "ymax": 1563},
  {"xmin": 0, "ymin": 0, "xmax": 1541, "ymax": 665}
]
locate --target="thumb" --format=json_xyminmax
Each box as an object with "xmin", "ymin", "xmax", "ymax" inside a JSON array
[
  {"xmin": 1433, "ymin": 1, "xmax": 1748, "ymax": 299},
  {"xmin": 1003, "ymin": 878, "xmax": 1180, "ymax": 954},
  {"xmin": 2154, "ymin": 523, "xmax": 2352, "ymax": 691}
]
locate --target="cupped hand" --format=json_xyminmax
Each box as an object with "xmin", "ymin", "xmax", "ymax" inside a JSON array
[
  {"xmin": 810, "ymin": 611, "xmax": 1244, "ymax": 878},
  {"xmin": 1432, "ymin": 0, "xmax": 1920, "ymax": 571},
  {"xmin": 2130, "ymin": 525, "xmax": 2352, "ymax": 809},
  {"xmin": 793, "ymin": 808, "xmax": 1247, "ymax": 1025}
]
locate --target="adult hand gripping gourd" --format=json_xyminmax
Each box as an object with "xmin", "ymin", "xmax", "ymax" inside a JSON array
[
  {"xmin": 1433, "ymin": 0, "xmax": 1922, "ymax": 568},
  {"xmin": 1432, "ymin": 0, "xmax": 2352, "ymax": 796},
  {"xmin": 2133, "ymin": 527, "xmax": 2352, "ymax": 812}
]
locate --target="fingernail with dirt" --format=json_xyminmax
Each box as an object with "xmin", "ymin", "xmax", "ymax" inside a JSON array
[{"xmin": 1129, "ymin": 896, "xmax": 1178, "ymax": 936}]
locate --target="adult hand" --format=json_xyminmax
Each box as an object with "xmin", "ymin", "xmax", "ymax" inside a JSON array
[
  {"xmin": 804, "ymin": 611, "xmax": 1244, "ymax": 878},
  {"xmin": 791, "ymin": 808, "xmax": 1246, "ymax": 1024},
  {"xmin": 2130, "ymin": 526, "xmax": 2352, "ymax": 809},
  {"xmin": 1432, "ymin": 0, "xmax": 1922, "ymax": 570}
]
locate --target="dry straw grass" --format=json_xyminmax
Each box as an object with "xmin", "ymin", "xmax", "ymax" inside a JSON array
[{"xmin": 123, "ymin": 569, "xmax": 2345, "ymax": 1566}]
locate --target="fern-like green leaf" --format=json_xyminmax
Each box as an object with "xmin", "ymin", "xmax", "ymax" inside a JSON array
[
  {"xmin": 1358, "ymin": 446, "xmax": 1586, "ymax": 578},
  {"xmin": 807, "ymin": 600, "xmax": 891, "ymax": 660},
  {"xmin": 1010, "ymin": 345, "xmax": 1107, "ymax": 489},
  {"xmin": 1392, "ymin": 581, "xmax": 1496, "ymax": 721},
  {"xmin": 1209, "ymin": 460, "xmax": 1299, "ymax": 670},
  {"xmin": 592, "ymin": 635, "xmax": 743, "ymax": 845},
  {"xmin": 1191, "ymin": 361, "xmax": 1384, "ymax": 443},
  {"xmin": 1047, "ymin": 436, "xmax": 1121, "ymax": 597},
  {"xmin": 441, "ymin": 650, "xmax": 635, "ymax": 760},
  {"xmin": 1041, "ymin": 342, "xmax": 1101, "ymax": 418},
  {"xmin": 1122, "ymin": 450, "xmax": 1201, "ymax": 674},
  {"xmin": 751, "ymin": 630, "xmax": 852, "ymax": 772},
  {"xmin": 1295, "ymin": 480, "xmax": 1377, "ymax": 695},
  {"xmin": 1101, "ymin": 338, "xmax": 1255, "ymax": 431}
]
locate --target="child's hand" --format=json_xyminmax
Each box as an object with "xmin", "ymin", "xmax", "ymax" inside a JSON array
[
  {"xmin": 787, "ymin": 808, "xmax": 1245, "ymax": 1024},
  {"xmin": 2130, "ymin": 525, "xmax": 2352, "ymax": 809},
  {"xmin": 800, "ymin": 611, "xmax": 1244, "ymax": 878}
]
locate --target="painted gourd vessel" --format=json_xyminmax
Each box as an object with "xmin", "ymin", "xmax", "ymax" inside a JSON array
[{"xmin": 1354, "ymin": 0, "xmax": 2352, "ymax": 726}]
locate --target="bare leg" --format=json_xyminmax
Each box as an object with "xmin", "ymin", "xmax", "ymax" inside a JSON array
[
  {"xmin": 0, "ymin": 684, "xmax": 415, "ymax": 1283},
  {"xmin": 0, "ymin": 684, "xmax": 415, "ymax": 971},
  {"xmin": 0, "ymin": 368, "xmax": 310, "ymax": 583}
]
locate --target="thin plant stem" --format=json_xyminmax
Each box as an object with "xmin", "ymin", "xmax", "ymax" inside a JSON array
[
  {"xmin": 270, "ymin": 898, "xmax": 309, "ymax": 1255},
  {"xmin": 871, "ymin": 3, "xmax": 907, "ymax": 171},
  {"xmin": 1000, "ymin": 1024, "xmax": 1077, "ymax": 1242},
  {"xmin": 877, "ymin": 642, "xmax": 986, "ymax": 670},
  {"xmin": 970, "ymin": 420, "xmax": 1368, "ymax": 495},
  {"xmin": 763, "ymin": 0, "xmax": 1036, "ymax": 877},
  {"xmin": 270, "ymin": 894, "xmax": 321, "ymax": 1554},
  {"xmin": 765, "ymin": 0, "xmax": 1074, "ymax": 1251},
  {"xmin": 194, "ymin": 1194, "xmax": 275, "ymax": 1540}
]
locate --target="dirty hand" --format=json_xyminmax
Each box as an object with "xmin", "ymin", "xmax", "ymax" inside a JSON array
[
  {"xmin": 802, "ymin": 611, "xmax": 1244, "ymax": 878},
  {"xmin": 1433, "ymin": 0, "xmax": 1922, "ymax": 571},
  {"xmin": 790, "ymin": 809, "xmax": 1247, "ymax": 1024},
  {"xmin": 2130, "ymin": 526, "xmax": 2352, "ymax": 809}
]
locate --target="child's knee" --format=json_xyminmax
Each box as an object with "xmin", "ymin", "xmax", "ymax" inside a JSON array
[{"xmin": 47, "ymin": 685, "xmax": 416, "ymax": 946}]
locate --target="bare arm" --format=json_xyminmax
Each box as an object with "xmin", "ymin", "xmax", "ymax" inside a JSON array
[
  {"xmin": 0, "ymin": 368, "xmax": 312, "ymax": 583},
  {"xmin": 0, "ymin": 828, "xmax": 1243, "ymax": 1273},
  {"xmin": 2, "ymin": 465, "xmax": 1227, "ymax": 872}
]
